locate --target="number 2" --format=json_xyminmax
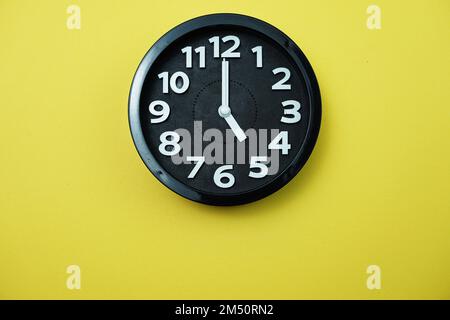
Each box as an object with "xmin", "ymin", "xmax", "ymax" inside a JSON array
[{"xmin": 272, "ymin": 67, "xmax": 291, "ymax": 90}]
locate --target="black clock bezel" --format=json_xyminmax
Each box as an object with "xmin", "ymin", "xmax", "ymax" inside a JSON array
[{"xmin": 128, "ymin": 13, "xmax": 321, "ymax": 206}]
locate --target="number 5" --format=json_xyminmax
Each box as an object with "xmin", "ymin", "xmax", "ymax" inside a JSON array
[{"xmin": 249, "ymin": 156, "xmax": 268, "ymax": 178}]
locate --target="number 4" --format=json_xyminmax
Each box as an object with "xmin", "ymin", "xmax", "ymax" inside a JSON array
[{"xmin": 268, "ymin": 131, "xmax": 291, "ymax": 155}]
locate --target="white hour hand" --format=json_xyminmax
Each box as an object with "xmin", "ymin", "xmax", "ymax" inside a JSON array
[{"xmin": 224, "ymin": 112, "xmax": 247, "ymax": 142}]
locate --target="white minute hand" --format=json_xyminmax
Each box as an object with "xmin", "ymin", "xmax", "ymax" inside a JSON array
[{"xmin": 218, "ymin": 59, "xmax": 247, "ymax": 142}]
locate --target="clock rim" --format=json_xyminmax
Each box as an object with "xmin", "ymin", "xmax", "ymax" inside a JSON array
[{"xmin": 128, "ymin": 13, "xmax": 321, "ymax": 206}]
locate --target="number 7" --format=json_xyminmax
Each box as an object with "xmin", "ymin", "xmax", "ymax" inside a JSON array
[{"xmin": 187, "ymin": 156, "xmax": 205, "ymax": 178}]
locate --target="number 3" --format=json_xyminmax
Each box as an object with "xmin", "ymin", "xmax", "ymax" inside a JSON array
[{"xmin": 281, "ymin": 100, "xmax": 301, "ymax": 123}]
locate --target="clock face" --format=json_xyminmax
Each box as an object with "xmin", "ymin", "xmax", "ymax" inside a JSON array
[{"xmin": 129, "ymin": 14, "xmax": 321, "ymax": 205}]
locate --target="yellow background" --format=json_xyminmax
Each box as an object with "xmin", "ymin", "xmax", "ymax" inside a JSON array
[{"xmin": 0, "ymin": 0, "xmax": 449, "ymax": 299}]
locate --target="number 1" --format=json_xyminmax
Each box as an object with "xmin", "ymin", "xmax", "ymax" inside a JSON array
[{"xmin": 251, "ymin": 46, "xmax": 263, "ymax": 68}]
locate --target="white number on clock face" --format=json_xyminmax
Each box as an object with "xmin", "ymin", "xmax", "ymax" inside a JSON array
[
  {"xmin": 187, "ymin": 156, "xmax": 205, "ymax": 179},
  {"xmin": 272, "ymin": 67, "xmax": 291, "ymax": 90},
  {"xmin": 251, "ymin": 46, "xmax": 263, "ymax": 68},
  {"xmin": 281, "ymin": 100, "xmax": 301, "ymax": 123},
  {"xmin": 159, "ymin": 131, "xmax": 181, "ymax": 156},
  {"xmin": 269, "ymin": 131, "xmax": 291, "ymax": 155},
  {"xmin": 158, "ymin": 71, "xmax": 190, "ymax": 94},
  {"xmin": 181, "ymin": 46, "xmax": 206, "ymax": 69},
  {"xmin": 249, "ymin": 156, "xmax": 268, "ymax": 178},
  {"xmin": 214, "ymin": 165, "xmax": 235, "ymax": 188},
  {"xmin": 149, "ymin": 100, "xmax": 170, "ymax": 123},
  {"xmin": 209, "ymin": 36, "xmax": 241, "ymax": 58}
]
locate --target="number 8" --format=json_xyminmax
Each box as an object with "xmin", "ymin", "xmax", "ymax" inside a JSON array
[{"xmin": 159, "ymin": 131, "xmax": 181, "ymax": 156}]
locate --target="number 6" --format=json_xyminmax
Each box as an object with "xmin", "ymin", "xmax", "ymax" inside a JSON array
[{"xmin": 213, "ymin": 165, "xmax": 235, "ymax": 188}]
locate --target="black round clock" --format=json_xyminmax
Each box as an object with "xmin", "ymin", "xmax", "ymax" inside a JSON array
[{"xmin": 129, "ymin": 13, "xmax": 321, "ymax": 205}]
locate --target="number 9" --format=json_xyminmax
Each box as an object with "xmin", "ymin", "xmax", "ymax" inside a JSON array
[{"xmin": 149, "ymin": 100, "xmax": 170, "ymax": 123}]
